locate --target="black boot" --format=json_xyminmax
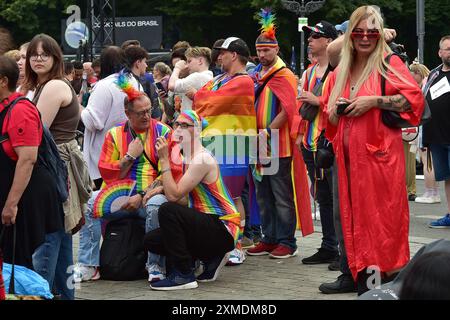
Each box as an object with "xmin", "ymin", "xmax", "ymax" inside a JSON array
[
  {"xmin": 302, "ymin": 248, "xmax": 339, "ymax": 264},
  {"xmin": 319, "ymin": 274, "xmax": 358, "ymax": 294},
  {"xmin": 357, "ymin": 269, "xmax": 371, "ymax": 296},
  {"xmin": 328, "ymin": 256, "xmax": 341, "ymax": 271}
]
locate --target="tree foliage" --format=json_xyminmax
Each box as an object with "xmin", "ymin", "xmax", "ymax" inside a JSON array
[
  {"xmin": 1, "ymin": 0, "xmax": 449, "ymax": 67},
  {"xmin": 0, "ymin": 0, "xmax": 73, "ymax": 45}
]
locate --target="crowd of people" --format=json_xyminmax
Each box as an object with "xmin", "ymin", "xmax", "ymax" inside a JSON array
[{"xmin": 1, "ymin": 4, "xmax": 450, "ymax": 300}]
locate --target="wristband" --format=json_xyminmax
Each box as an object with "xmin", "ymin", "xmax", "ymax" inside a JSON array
[
  {"xmin": 160, "ymin": 167, "xmax": 171, "ymax": 175},
  {"xmin": 125, "ymin": 153, "xmax": 136, "ymax": 161}
]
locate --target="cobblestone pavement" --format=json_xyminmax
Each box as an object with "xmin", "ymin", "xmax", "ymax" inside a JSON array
[{"xmin": 74, "ymin": 228, "xmax": 438, "ymax": 300}]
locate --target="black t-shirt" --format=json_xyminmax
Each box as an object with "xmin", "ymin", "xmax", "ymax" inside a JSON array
[{"xmin": 423, "ymin": 70, "xmax": 450, "ymax": 145}]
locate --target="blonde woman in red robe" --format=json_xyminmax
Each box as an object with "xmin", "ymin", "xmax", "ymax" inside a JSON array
[{"xmin": 322, "ymin": 6, "xmax": 425, "ymax": 295}]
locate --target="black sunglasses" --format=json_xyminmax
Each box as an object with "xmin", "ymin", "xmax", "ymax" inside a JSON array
[{"xmin": 173, "ymin": 121, "xmax": 195, "ymax": 129}]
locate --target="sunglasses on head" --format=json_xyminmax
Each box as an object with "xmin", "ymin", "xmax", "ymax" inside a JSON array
[{"xmin": 351, "ymin": 30, "xmax": 381, "ymax": 40}]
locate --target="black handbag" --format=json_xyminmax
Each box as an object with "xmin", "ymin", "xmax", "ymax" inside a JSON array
[
  {"xmin": 299, "ymin": 66, "xmax": 331, "ymax": 122},
  {"xmin": 315, "ymin": 132, "xmax": 334, "ymax": 169},
  {"xmin": 381, "ymin": 54, "xmax": 432, "ymax": 128}
]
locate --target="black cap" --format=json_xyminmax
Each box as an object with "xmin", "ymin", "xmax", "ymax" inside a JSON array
[
  {"xmin": 213, "ymin": 37, "xmax": 250, "ymax": 58},
  {"xmin": 302, "ymin": 20, "xmax": 338, "ymax": 40}
]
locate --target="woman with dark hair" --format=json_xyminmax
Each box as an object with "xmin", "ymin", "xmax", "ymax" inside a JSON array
[
  {"xmin": 400, "ymin": 251, "xmax": 450, "ymax": 300},
  {"xmin": 23, "ymin": 33, "xmax": 91, "ymax": 300},
  {"xmin": 0, "ymin": 56, "xmax": 64, "ymax": 272}
]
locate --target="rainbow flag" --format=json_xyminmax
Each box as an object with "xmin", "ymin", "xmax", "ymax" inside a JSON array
[{"xmin": 194, "ymin": 74, "xmax": 257, "ymax": 169}]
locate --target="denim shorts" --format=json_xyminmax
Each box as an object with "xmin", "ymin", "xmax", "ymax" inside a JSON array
[{"xmin": 430, "ymin": 144, "xmax": 450, "ymax": 181}]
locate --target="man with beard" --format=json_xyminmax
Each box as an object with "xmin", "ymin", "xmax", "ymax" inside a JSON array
[{"xmin": 247, "ymin": 9, "xmax": 313, "ymax": 259}]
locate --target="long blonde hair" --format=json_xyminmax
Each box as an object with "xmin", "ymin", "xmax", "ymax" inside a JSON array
[{"xmin": 328, "ymin": 6, "xmax": 412, "ymax": 112}]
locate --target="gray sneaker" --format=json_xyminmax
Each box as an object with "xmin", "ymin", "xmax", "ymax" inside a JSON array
[{"xmin": 241, "ymin": 236, "xmax": 254, "ymax": 249}]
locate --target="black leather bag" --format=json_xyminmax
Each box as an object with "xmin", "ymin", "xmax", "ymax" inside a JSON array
[
  {"xmin": 315, "ymin": 133, "xmax": 334, "ymax": 169},
  {"xmin": 381, "ymin": 54, "xmax": 432, "ymax": 129},
  {"xmin": 381, "ymin": 100, "xmax": 431, "ymax": 129},
  {"xmin": 299, "ymin": 67, "xmax": 331, "ymax": 122}
]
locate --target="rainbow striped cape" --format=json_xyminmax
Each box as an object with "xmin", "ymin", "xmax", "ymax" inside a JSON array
[{"xmin": 253, "ymin": 58, "xmax": 313, "ymax": 236}]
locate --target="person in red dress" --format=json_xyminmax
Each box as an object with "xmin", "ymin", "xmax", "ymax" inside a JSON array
[{"xmin": 321, "ymin": 6, "xmax": 425, "ymax": 295}]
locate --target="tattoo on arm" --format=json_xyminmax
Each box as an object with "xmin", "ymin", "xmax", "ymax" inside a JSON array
[{"xmin": 377, "ymin": 95, "xmax": 412, "ymax": 112}]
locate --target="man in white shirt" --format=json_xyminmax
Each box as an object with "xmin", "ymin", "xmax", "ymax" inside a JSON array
[{"xmin": 168, "ymin": 47, "xmax": 213, "ymax": 111}]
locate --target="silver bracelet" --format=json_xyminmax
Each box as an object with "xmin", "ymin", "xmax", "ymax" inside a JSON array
[{"xmin": 125, "ymin": 153, "xmax": 136, "ymax": 161}]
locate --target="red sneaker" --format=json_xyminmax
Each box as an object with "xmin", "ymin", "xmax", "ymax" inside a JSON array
[
  {"xmin": 246, "ymin": 242, "xmax": 278, "ymax": 256},
  {"xmin": 269, "ymin": 244, "xmax": 298, "ymax": 259}
]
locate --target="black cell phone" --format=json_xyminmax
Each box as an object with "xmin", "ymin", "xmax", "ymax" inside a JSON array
[
  {"xmin": 155, "ymin": 82, "xmax": 165, "ymax": 92},
  {"xmin": 336, "ymin": 103, "xmax": 350, "ymax": 115}
]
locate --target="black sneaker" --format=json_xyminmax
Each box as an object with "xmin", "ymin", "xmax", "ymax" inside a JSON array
[
  {"xmin": 197, "ymin": 252, "xmax": 230, "ymax": 283},
  {"xmin": 408, "ymin": 194, "xmax": 417, "ymax": 201},
  {"xmin": 319, "ymin": 274, "xmax": 358, "ymax": 294},
  {"xmin": 328, "ymin": 257, "xmax": 340, "ymax": 271},
  {"xmin": 302, "ymin": 248, "xmax": 338, "ymax": 265}
]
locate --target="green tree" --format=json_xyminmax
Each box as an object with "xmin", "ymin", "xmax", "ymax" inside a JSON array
[
  {"xmin": 0, "ymin": 0, "xmax": 73, "ymax": 45},
  {"xmin": 2, "ymin": 0, "xmax": 449, "ymax": 67}
]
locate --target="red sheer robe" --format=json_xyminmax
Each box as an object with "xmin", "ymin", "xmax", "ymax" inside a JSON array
[{"xmin": 323, "ymin": 55, "xmax": 425, "ymax": 279}]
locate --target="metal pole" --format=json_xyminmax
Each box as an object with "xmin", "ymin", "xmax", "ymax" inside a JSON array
[
  {"xmin": 417, "ymin": 0, "xmax": 425, "ymax": 64},
  {"xmin": 300, "ymin": 24, "xmax": 305, "ymax": 76}
]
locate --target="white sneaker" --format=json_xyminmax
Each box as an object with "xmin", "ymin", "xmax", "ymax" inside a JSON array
[
  {"xmin": 74, "ymin": 264, "xmax": 100, "ymax": 283},
  {"xmin": 147, "ymin": 264, "xmax": 166, "ymax": 283},
  {"xmin": 226, "ymin": 248, "xmax": 246, "ymax": 266},
  {"xmin": 415, "ymin": 193, "xmax": 441, "ymax": 204}
]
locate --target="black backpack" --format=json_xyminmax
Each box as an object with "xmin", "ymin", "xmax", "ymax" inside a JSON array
[
  {"xmin": 2, "ymin": 97, "xmax": 69, "ymax": 203},
  {"xmin": 100, "ymin": 217, "xmax": 147, "ymax": 281}
]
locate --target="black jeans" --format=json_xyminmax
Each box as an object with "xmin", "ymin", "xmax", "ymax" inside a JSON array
[
  {"xmin": 144, "ymin": 202, "xmax": 235, "ymax": 274},
  {"xmin": 301, "ymin": 145, "xmax": 338, "ymax": 253},
  {"xmin": 332, "ymin": 160, "xmax": 352, "ymax": 275}
]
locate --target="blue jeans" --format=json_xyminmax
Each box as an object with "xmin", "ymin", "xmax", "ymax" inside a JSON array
[
  {"xmin": 254, "ymin": 157, "xmax": 297, "ymax": 250},
  {"xmin": 78, "ymin": 190, "xmax": 166, "ymax": 270},
  {"xmin": 145, "ymin": 194, "xmax": 168, "ymax": 270},
  {"xmin": 32, "ymin": 230, "xmax": 74, "ymax": 300}
]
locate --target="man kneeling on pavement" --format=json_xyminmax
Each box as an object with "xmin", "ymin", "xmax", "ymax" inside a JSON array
[{"xmin": 144, "ymin": 110, "xmax": 240, "ymax": 291}]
